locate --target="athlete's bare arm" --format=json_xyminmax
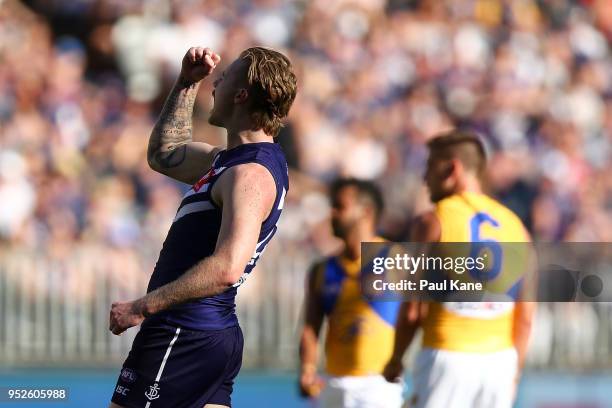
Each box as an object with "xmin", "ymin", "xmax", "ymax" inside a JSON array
[
  {"xmin": 108, "ymin": 163, "xmax": 276, "ymax": 335},
  {"xmin": 513, "ymin": 230, "xmax": 536, "ymax": 382},
  {"xmin": 383, "ymin": 211, "xmax": 440, "ymax": 382},
  {"xmin": 298, "ymin": 263, "xmax": 325, "ymax": 398},
  {"xmin": 147, "ymin": 47, "xmax": 222, "ymax": 184},
  {"xmin": 513, "ymin": 302, "xmax": 535, "ymax": 374}
]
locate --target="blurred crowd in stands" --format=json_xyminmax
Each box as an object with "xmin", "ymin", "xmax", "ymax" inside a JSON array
[{"xmin": 0, "ymin": 0, "xmax": 611, "ymax": 268}]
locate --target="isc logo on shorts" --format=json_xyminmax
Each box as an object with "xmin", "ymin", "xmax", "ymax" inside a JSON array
[{"xmin": 115, "ymin": 385, "xmax": 130, "ymax": 396}]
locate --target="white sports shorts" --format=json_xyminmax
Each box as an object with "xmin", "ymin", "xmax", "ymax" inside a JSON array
[
  {"xmin": 319, "ymin": 374, "xmax": 404, "ymax": 408},
  {"xmin": 410, "ymin": 347, "xmax": 517, "ymax": 408}
]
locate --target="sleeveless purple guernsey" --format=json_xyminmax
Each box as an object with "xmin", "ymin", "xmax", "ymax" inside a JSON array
[{"xmin": 146, "ymin": 142, "xmax": 288, "ymax": 330}]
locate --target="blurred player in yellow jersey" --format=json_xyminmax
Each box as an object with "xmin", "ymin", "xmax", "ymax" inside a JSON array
[
  {"xmin": 299, "ymin": 178, "xmax": 404, "ymax": 408},
  {"xmin": 383, "ymin": 131, "xmax": 536, "ymax": 408}
]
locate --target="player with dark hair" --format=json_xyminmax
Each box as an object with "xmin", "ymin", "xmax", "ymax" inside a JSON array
[
  {"xmin": 383, "ymin": 130, "xmax": 536, "ymax": 408},
  {"xmin": 108, "ymin": 46, "xmax": 297, "ymax": 408},
  {"xmin": 299, "ymin": 178, "xmax": 404, "ymax": 408}
]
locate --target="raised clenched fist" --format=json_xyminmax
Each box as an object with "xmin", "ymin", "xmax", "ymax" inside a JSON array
[{"xmin": 180, "ymin": 47, "xmax": 221, "ymax": 86}]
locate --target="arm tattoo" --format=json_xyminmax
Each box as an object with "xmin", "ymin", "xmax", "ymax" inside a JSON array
[
  {"xmin": 154, "ymin": 144, "xmax": 187, "ymax": 168},
  {"xmin": 148, "ymin": 80, "xmax": 199, "ymax": 169}
]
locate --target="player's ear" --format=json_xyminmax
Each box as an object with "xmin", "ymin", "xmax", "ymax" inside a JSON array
[
  {"xmin": 444, "ymin": 160, "xmax": 457, "ymax": 178},
  {"xmin": 234, "ymin": 88, "xmax": 248, "ymax": 104}
]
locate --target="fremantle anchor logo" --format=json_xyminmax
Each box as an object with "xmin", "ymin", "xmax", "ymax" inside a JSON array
[{"xmin": 145, "ymin": 383, "xmax": 160, "ymax": 400}]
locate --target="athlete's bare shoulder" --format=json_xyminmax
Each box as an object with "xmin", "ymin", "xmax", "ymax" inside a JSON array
[
  {"xmin": 410, "ymin": 211, "xmax": 441, "ymax": 242},
  {"xmin": 211, "ymin": 162, "xmax": 276, "ymax": 210},
  {"xmin": 304, "ymin": 258, "xmax": 329, "ymax": 296}
]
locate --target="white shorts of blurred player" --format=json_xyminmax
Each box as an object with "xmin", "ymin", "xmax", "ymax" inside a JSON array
[
  {"xmin": 319, "ymin": 374, "xmax": 404, "ymax": 408},
  {"xmin": 411, "ymin": 347, "xmax": 517, "ymax": 408}
]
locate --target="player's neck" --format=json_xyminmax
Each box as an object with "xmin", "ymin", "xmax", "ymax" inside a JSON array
[
  {"xmin": 456, "ymin": 175, "xmax": 482, "ymax": 196},
  {"xmin": 343, "ymin": 227, "xmax": 377, "ymax": 260},
  {"xmin": 225, "ymin": 113, "xmax": 273, "ymax": 149},
  {"xmin": 226, "ymin": 128, "xmax": 272, "ymax": 149}
]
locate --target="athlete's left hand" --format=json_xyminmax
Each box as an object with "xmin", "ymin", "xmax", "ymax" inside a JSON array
[{"xmin": 109, "ymin": 300, "xmax": 145, "ymax": 335}]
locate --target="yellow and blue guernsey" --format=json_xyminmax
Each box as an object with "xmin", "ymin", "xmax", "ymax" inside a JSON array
[
  {"xmin": 315, "ymin": 242, "xmax": 401, "ymax": 376},
  {"xmin": 423, "ymin": 191, "xmax": 530, "ymax": 353}
]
